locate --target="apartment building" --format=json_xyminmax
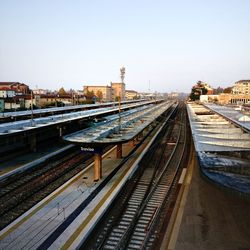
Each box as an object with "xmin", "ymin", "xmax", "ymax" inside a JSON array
[
  {"xmin": 125, "ymin": 90, "xmax": 138, "ymax": 100},
  {"xmin": 232, "ymin": 80, "xmax": 250, "ymax": 95}
]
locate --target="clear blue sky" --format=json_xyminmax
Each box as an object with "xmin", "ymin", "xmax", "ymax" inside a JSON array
[{"xmin": 0, "ymin": 0, "xmax": 249, "ymax": 93}]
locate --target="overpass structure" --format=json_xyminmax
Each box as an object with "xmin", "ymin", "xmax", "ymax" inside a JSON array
[{"xmin": 63, "ymin": 101, "xmax": 176, "ymax": 181}]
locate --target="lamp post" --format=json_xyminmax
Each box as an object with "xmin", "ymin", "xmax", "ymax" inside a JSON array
[{"xmin": 31, "ymin": 90, "xmax": 34, "ymax": 124}]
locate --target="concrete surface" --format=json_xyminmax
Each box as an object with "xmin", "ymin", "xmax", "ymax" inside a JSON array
[{"xmin": 174, "ymin": 156, "xmax": 250, "ymax": 250}]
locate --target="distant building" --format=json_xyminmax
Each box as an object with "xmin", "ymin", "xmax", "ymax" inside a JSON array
[
  {"xmin": 0, "ymin": 99, "xmax": 4, "ymax": 112},
  {"xmin": 36, "ymin": 94, "xmax": 71, "ymax": 107},
  {"xmin": 2, "ymin": 96, "xmax": 22, "ymax": 110},
  {"xmin": 0, "ymin": 88, "xmax": 15, "ymax": 98},
  {"xmin": 83, "ymin": 82, "xmax": 126, "ymax": 102},
  {"xmin": 218, "ymin": 93, "xmax": 250, "ymax": 105},
  {"xmin": 232, "ymin": 80, "xmax": 250, "ymax": 95},
  {"xmin": 125, "ymin": 90, "xmax": 138, "ymax": 100},
  {"xmin": 32, "ymin": 89, "xmax": 49, "ymax": 95},
  {"xmin": 0, "ymin": 82, "xmax": 30, "ymax": 94},
  {"xmin": 200, "ymin": 95, "xmax": 219, "ymax": 103},
  {"xmin": 0, "ymin": 82, "xmax": 31, "ymax": 111},
  {"xmin": 111, "ymin": 82, "xmax": 126, "ymax": 101},
  {"xmin": 200, "ymin": 93, "xmax": 250, "ymax": 105},
  {"xmin": 83, "ymin": 85, "xmax": 112, "ymax": 102}
]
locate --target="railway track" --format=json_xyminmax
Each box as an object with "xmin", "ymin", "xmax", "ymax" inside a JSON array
[
  {"xmin": 82, "ymin": 103, "xmax": 188, "ymax": 249},
  {"xmin": 0, "ymin": 146, "xmax": 94, "ymax": 230}
]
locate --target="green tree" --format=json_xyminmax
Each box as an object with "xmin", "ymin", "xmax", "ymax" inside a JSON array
[
  {"xmin": 58, "ymin": 87, "xmax": 66, "ymax": 96},
  {"xmin": 223, "ymin": 87, "xmax": 232, "ymax": 93},
  {"xmin": 96, "ymin": 90, "xmax": 103, "ymax": 101},
  {"xmin": 189, "ymin": 86, "xmax": 208, "ymax": 101},
  {"xmin": 86, "ymin": 90, "xmax": 95, "ymax": 100}
]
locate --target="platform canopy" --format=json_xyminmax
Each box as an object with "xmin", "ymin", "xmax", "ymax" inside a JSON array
[
  {"xmin": 187, "ymin": 103, "xmax": 250, "ymax": 152},
  {"xmin": 63, "ymin": 101, "xmax": 175, "ymax": 146},
  {"xmin": 0, "ymin": 100, "xmax": 156, "ymax": 136},
  {"xmin": 205, "ymin": 103, "xmax": 250, "ymax": 131}
]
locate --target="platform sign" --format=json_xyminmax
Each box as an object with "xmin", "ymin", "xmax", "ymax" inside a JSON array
[{"xmin": 81, "ymin": 147, "xmax": 102, "ymax": 154}]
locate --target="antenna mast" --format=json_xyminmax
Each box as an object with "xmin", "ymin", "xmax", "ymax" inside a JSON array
[{"xmin": 120, "ymin": 66, "xmax": 125, "ymax": 84}]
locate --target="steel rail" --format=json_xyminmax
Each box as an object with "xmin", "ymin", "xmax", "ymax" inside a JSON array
[
  {"xmin": 82, "ymin": 104, "xmax": 180, "ymax": 250},
  {"xmin": 116, "ymin": 105, "xmax": 186, "ymax": 249}
]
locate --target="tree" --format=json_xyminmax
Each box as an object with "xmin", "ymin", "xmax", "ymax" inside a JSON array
[
  {"xmin": 85, "ymin": 90, "xmax": 95, "ymax": 100},
  {"xmin": 223, "ymin": 87, "xmax": 232, "ymax": 93},
  {"xmin": 58, "ymin": 87, "xmax": 66, "ymax": 96},
  {"xmin": 189, "ymin": 86, "xmax": 208, "ymax": 101},
  {"xmin": 96, "ymin": 90, "xmax": 103, "ymax": 101}
]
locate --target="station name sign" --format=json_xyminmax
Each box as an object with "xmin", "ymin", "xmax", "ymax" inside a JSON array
[{"xmin": 81, "ymin": 147, "xmax": 102, "ymax": 154}]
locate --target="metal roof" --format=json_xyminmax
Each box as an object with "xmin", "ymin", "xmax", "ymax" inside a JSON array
[
  {"xmin": 0, "ymin": 99, "xmax": 146, "ymax": 118},
  {"xmin": 187, "ymin": 103, "xmax": 250, "ymax": 152},
  {"xmin": 0, "ymin": 100, "xmax": 158, "ymax": 136},
  {"xmin": 204, "ymin": 103, "xmax": 250, "ymax": 131},
  {"xmin": 63, "ymin": 101, "xmax": 175, "ymax": 145}
]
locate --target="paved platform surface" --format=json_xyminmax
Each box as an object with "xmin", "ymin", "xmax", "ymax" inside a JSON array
[{"xmin": 174, "ymin": 155, "xmax": 250, "ymax": 250}]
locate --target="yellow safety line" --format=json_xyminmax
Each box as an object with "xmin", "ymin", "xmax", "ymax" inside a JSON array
[
  {"xmin": 61, "ymin": 156, "xmax": 135, "ymax": 250},
  {"xmin": 165, "ymin": 144, "xmax": 195, "ymax": 250},
  {"xmin": 0, "ymin": 147, "xmax": 116, "ymax": 241}
]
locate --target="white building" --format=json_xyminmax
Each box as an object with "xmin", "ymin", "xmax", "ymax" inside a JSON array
[
  {"xmin": 232, "ymin": 80, "xmax": 250, "ymax": 95},
  {"xmin": 0, "ymin": 89, "xmax": 16, "ymax": 98}
]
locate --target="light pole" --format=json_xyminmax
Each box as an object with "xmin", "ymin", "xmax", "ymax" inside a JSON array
[{"xmin": 31, "ymin": 90, "xmax": 34, "ymax": 125}]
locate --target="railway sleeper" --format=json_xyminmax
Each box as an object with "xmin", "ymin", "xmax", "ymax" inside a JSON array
[
  {"xmin": 129, "ymin": 239, "xmax": 144, "ymax": 246},
  {"xmin": 110, "ymin": 232, "xmax": 123, "ymax": 237},
  {"xmin": 120, "ymin": 220, "xmax": 131, "ymax": 226}
]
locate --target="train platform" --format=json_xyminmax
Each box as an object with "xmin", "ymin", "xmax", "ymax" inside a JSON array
[
  {"xmin": 0, "ymin": 144, "xmax": 74, "ymax": 180},
  {"xmin": 0, "ymin": 125, "xmax": 158, "ymax": 250},
  {"xmin": 165, "ymin": 145, "xmax": 250, "ymax": 250}
]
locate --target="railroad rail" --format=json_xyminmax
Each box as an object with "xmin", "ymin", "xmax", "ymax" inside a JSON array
[
  {"xmin": 0, "ymin": 146, "xmax": 94, "ymax": 230},
  {"xmin": 32, "ymin": 103, "xmax": 177, "ymax": 250},
  {"xmin": 82, "ymin": 102, "xmax": 187, "ymax": 249}
]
